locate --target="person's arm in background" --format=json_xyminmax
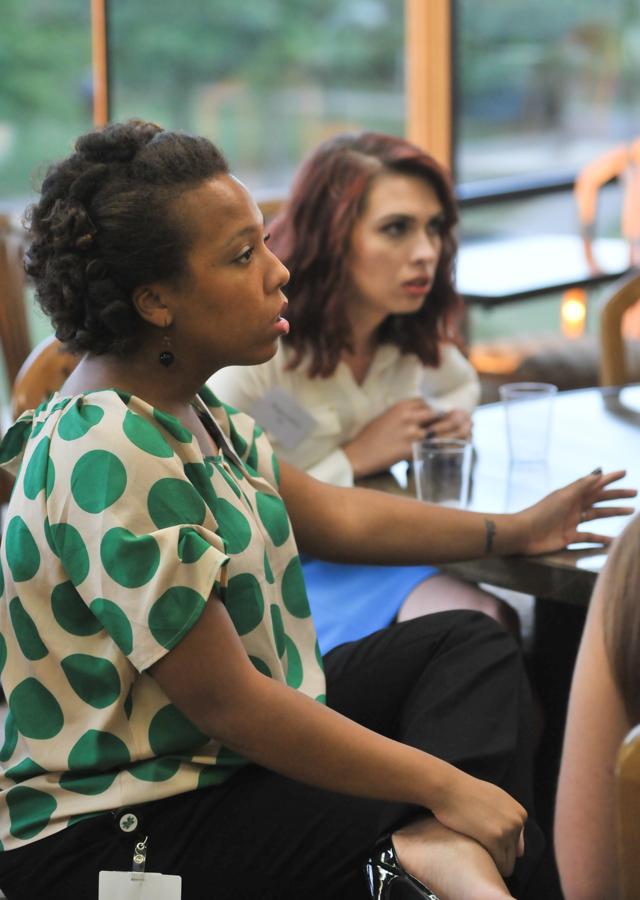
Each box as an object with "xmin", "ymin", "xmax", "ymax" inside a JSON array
[
  {"xmin": 416, "ymin": 343, "xmax": 481, "ymax": 441},
  {"xmin": 342, "ymin": 344, "xmax": 480, "ymax": 477},
  {"xmin": 211, "ymin": 359, "xmax": 356, "ymax": 486},
  {"xmin": 209, "ymin": 361, "xmax": 273, "ymax": 420},
  {"xmin": 554, "ymin": 526, "xmax": 635, "ymax": 900}
]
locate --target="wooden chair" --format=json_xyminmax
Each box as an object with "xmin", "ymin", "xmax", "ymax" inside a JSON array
[
  {"xmin": 574, "ymin": 138, "xmax": 640, "ymax": 271},
  {"xmin": 0, "ymin": 214, "xmax": 31, "ymax": 388},
  {"xmin": 11, "ymin": 335, "xmax": 80, "ymax": 420},
  {"xmin": 599, "ymin": 271, "xmax": 640, "ymax": 387},
  {"xmin": 616, "ymin": 724, "xmax": 640, "ymax": 899}
]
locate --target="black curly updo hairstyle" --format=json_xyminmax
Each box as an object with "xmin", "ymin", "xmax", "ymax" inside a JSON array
[{"xmin": 24, "ymin": 120, "xmax": 228, "ymax": 355}]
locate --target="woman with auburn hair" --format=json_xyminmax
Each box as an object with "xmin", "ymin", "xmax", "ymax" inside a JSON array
[
  {"xmin": 555, "ymin": 512, "xmax": 640, "ymax": 900},
  {"xmin": 211, "ymin": 131, "xmax": 516, "ymax": 653}
]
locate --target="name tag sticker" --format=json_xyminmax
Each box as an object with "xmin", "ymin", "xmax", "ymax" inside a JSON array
[
  {"xmin": 251, "ymin": 387, "xmax": 316, "ymax": 449},
  {"xmin": 99, "ymin": 871, "xmax": 181, "ymax": 899}
]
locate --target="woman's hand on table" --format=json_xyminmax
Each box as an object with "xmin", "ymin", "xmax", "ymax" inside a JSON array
[
  {"xmin": 421, "ymin": 407, "xmax": 473, "ymax": 441},
  {"xmin": 342, "ymin": 398, "xmax": 438, "ymax": 478},
  {"xmin": 519, "ymin": 469, "xmax": 637, "ymax": 555}
]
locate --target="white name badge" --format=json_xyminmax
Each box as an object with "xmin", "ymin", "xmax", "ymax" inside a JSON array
[
  {"xmin": 251, "ymin": 387, "xmax": 316, "ymax": 450},
  {"xmin": 99, "ymin": 871, "xmax": 181, "ymax": 899}
]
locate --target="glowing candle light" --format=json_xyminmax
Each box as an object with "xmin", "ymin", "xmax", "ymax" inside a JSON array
[{"xmin": 561, "ymin": 288, "xmax": 587, "ymax": 338}]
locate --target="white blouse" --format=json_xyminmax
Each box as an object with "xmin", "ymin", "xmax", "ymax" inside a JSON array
[{"xmin": 210, "ymin": 341, "xmax": 480, "ymax": 487}]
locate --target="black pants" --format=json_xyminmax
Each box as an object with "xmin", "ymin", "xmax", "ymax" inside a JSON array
[{"xmin": 0, "ymin": 611, "xmax": 543, "ymax": 899}]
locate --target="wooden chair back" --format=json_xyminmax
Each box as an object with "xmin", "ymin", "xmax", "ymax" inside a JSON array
[
  {"xmin": 616, "ymin": 724, "xmax": 640, "ymax": 899},
  {"xmin": 600, "ymin": 272, "xmax": 640, "ymax": 387},
  {"xmin": 0, "ymin": 214, "xmax": 31, "ymax": 387},
  {"xmin": 574, "ymin": 139, "xmax": 640, "ymax": 269},
  {"xmin": 11, "ymin": 335, "xmax": 80, "ymax": 420}
]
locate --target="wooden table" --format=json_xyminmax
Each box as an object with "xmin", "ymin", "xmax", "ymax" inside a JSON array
[
  {"xmin": 367, "ymin": 384, "xmax": 640, "ymax": 605},
  {"xmin": 365, "ymin": 384, "xmax": 640, "ymax": 852},
  {"xmin": 456, "ymin": 233, "xmax": 632, "ymax": 308},
  {"xmin": 443, "ymin": 384, "xmax": 640, "ymax": 602}
]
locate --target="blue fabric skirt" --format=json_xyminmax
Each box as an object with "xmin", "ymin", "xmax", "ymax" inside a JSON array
[{"xmin": 301, "ymin": 557, "xmax": 439, "ymax": 654}]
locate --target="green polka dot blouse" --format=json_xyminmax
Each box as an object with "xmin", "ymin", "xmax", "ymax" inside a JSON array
[{"xmin": 0, "ymin": 386, "xmax": 325, "ymax": 850}]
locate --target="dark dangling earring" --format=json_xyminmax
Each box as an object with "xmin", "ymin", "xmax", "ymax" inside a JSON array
[{"xmin": 159, "ymin": 330, "xmax": 175, "ymax": 367}]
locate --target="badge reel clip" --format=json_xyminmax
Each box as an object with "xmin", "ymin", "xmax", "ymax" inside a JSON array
[{"xmin": 131, "ymin": 834, "xmax": 148, "ymax": 882}]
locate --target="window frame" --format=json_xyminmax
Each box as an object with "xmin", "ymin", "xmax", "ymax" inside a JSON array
[{"xmin": 92, "ymin": 0, "xmax": 616, "ymax": 204}]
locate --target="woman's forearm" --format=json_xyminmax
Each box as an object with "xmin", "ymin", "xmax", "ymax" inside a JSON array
[
  {"xmin": 281, "ymin": 460, "xmax": 528, "ymax": 564},
  {"xmin": 227, "ymin": 671, "xmax": 455, "ymax": 808},
  {"xmin": 152, "ymin": 595, "xmax": 450, "ymax": 808},
  {"xmin": 151, "ymin": 591, "xmax": 527, "ymax": 871},
  {"xmin": 282, "ymin": 461, "xmax": 628, "ymax": 563}
]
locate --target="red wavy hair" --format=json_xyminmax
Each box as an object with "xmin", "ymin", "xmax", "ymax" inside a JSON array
[{"xmin": 268, "ymin": 131, "xmax": 462, "ymax": 377}]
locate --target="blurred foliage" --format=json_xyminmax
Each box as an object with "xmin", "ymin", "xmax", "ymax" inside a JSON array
[
  {"xmin": 458, "ymin": 0, "xmax": 640, "ymax": 126},
  {"xmin": 1, "ymin": 0, "xmax": 639, "ymax": 201}
]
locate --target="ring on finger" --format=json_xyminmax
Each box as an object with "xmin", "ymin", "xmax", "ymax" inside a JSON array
[{"xmin": 580, "ymin": 510, "xmax": 588, "ymax": 523}]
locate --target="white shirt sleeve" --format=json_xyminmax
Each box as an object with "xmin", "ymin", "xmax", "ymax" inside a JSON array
[
  {"xmin": 209, "ymin": 363, "xmax": 273, "ymax": 414},
  {"xmin": 419, "ymin": 343, "xmax": 480, "ymax": 413},
  {"xmin": 209, "ymin": 355, "xmax": 356, "ymax": 486},
  {"xmin": 306, "ymin": 448, "xmax": 354, "ymax": 487}
]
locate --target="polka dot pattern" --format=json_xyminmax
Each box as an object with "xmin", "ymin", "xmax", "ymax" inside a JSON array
[
  {"xmin": 147, "ymin": 478, "xmax": 206, "ymax": 529},
  {"xmin": 249, "ymin": 655, "xmax": 272, "ymax": 678},
  {"xmin": 61, "ymin": 654, "xmax": 121, "ymax": 708},
  {"xmin": 23, "ymin": 438, "xmax": 53, "ymax": 500},
  {"xmin": 153, "ymin": 408, "xmax": 193, "ymax": 443},
  {"xmin": 256, "ymin": 492, "xmax": 290, "ymax": 546},
  {"xmin": 129, "ymin": 757, "xmax": 180, "ymax": 782},
  {"xmin": 50, "ymin": 523, "xmax": 89, "ymax": 586},
  {"xmin": 263, "ymin": 551, "xmax": 275, "ymax": 585},
  {"xmin": 270, "ymin": 604, "xmax": 286, "ymax": 658},
  {"xmin": 7, "ymin": 786, "xmax": 56, "ymax": 840},
  {"xmin": 0, "ymin": 713, "xmax": 18, "ymax": 762},
  {"xmin": 285, "ymin": 635, "xmax": 304, "ymax": 689},
  {"xmin": 214, "ymin": 498, "xmax": 252, "ymax": 554},
  {"xmin": 58, "ymin": 401, "xmax": 104, "ymax": 441},
  {"xmin": 9, "ymin": 598, "xmax": 48, "ymax": 660},
  {"xmin": 67, "ymin": 729, "xmax": 130, "ymax": 774},
  {"xmin": 226, "ymin": 573, "xmax": 264, "ymax": 635},
  {"xmin": 52, "ymin": 581, "xmax": 103, "ymax": 637},
  {"xmin": 281, "ymin": 557, "xmax": 310, "ymax": 618},
  {"xmin": 10, "ymin": 679, "xmax": 63, "ymax": 740},
  {"xmin": 0, "ymin": 634, "xmax": 7, "ymax": 676},
  {"xmin": 183, "ymin": 462, "xmax": 218, "ymax": 516},
  {"xmin": 4, "ymin": 517, "xmax": 40, "ymax": 582},
  {"xmin": 89, "ymin": 598, "xmax": 133, "ymax": 655},
  {"xmin": 217, "ymin": 464, "xmax": 242, "ymax": 499},
  {"xmin": 71, "ymin": 450, "xmax": 127, "ymax": 513},
  {"xmin": 0, "ymin": 388, "xmax": 325, "ymax": 851},
  {"xmin": 178, "ymin": 527, "xmax": 211, "ymax": 564},
  {"xmin": 5, "ymin": 758, "xmax": 47, "ymax": 783},
  {"xmin": 59, "ymin": 770, "xmax": 116, "ymax": 796},
  {"xmin": 148, "ymin": 705, "xmax": 209, "ymax": 756},
  {"xmin": 100, "ymin": 528, "xmax": 160, "ymax": 588},
  {"xmin": 148, "ymin": 587, "xmax": 206, "ymax": 649},
  {"xmin": 197, "ymin": 767, "xmax": 230, "ymax": 789},
  {"xmin": 0, "ymin": 417, "xmax": 32, "ymax": 465},
  {"xmin": 123, "ymin": 410, "xmax": 173, "ymax": 458}
]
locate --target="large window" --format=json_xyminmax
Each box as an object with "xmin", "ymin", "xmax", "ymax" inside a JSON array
[
  {"xmin": 455, "ymin": 1, "xmax": 640, "ymax": 187},
  {"xmin": 0, "ymin": 0, "xmax": 93, "ymax": 209},
  {"xmin": 109, "ymin": 0, "xmax": 405, "ymax": 194}
]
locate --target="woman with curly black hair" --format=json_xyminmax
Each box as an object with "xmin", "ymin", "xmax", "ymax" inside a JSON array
[{"xmin": 0, "ymin": 120, "xmax": 633, "ymax": 899}]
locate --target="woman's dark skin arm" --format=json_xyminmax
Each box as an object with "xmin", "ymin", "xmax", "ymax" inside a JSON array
[
  {"xmin": 278, "ymin": 460, "xmax": 636, "ymax": 563},
  {"xmin": 150, "ymin": 591, "xmax": 526, "ymax": 877}
]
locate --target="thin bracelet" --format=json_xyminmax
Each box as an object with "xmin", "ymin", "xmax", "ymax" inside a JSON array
[{"xmin": 484, "ymin": 519, "xmax": 496, "ymax": 554}]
